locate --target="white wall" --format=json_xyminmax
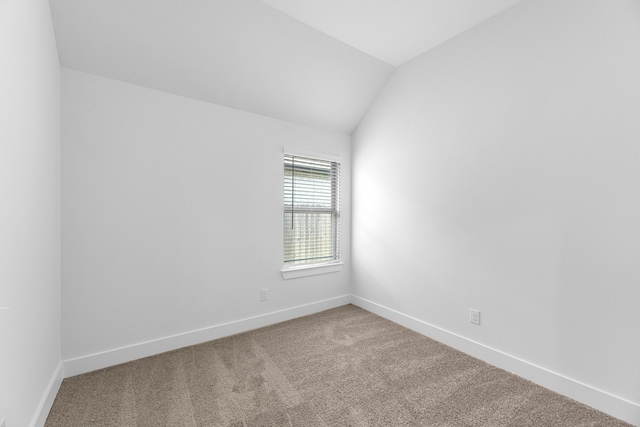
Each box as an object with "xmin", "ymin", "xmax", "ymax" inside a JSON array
[
  {"xmin": 353, "ymin": 0, "xmax": 640, "ymax": 423},
  {"xmin": 0, "ymin": 0, "xmax": 62, "ymax": 426},
  {"xmin": 62, "ymin": 69, "xmax": 351, "ymax": 371}
]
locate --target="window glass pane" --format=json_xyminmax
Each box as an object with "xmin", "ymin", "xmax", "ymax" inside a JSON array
[{"xmin": 284, "ymin": 212, "xmax": 335, "ymax": 265}]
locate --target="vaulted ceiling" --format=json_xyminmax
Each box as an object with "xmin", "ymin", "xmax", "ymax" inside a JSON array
[
  {"xmin": 50, "ymin": 0, "xmax": 523, "ymax": 134},
  {"xmin": 261, "ymin": 0, "xmax": 524, "ymax": 67}
]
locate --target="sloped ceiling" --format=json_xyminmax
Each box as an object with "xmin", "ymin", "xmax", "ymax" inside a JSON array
[
  {"xmin": 261, "ymin": 0, "xmax": 524, "ymax": 67},
  {"xmin": 50, "ymin": 0, "xmax": 523, "ymax": 134},
  {"xmin": 50, "ymin": 0, "xmax": 393, "ymax": 134}
]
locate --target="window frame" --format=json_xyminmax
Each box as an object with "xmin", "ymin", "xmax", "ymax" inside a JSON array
[{"xmin": 281, "ymin": 147, "xmax": 343, "ymax": 279}]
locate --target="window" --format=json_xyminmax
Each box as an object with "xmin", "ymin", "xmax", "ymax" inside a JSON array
[{"xmin": 283, "ymin": 151, "xmax": 341, "ymax": 272}]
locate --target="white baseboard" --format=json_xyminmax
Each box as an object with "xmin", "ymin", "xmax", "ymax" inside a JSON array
[
  {"xmin": 58, "ymin": 294, "xmax": 640, "ymax": 425},
  {"xmin": 64, "ymin": 295, "xmax": 351, "ymax": 378},
  {"xmin": 31, "ymin": 362, "xmax": 64, "ymax": 427},
  {"xmin": 351, "ymin": 295, "xmax": 640, "ymax": 427}
]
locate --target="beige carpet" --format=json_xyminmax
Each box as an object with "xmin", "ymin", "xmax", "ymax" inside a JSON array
[{"xmin": 46, "ymin": 305, "xmax": 631, "ymax": 426}]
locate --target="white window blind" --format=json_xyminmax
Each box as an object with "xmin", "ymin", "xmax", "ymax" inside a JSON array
[{"xmin": 284, "ymin": 153, "xmax": 340, "ymax": 267}]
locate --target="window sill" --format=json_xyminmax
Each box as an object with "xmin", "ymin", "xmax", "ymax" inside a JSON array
[{"xmin": 281, "ymin": 262, "xmax": 343, "ymax": 280}]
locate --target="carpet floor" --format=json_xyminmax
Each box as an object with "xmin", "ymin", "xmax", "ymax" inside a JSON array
[{"xmin": 46, "ymin": 305, "xmax": 632, "ymax": 426}]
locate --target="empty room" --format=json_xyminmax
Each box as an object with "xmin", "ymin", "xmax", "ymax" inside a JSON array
[{"xmin": 1, "ymin": 0, "xmax": 639, "ymax": 425}]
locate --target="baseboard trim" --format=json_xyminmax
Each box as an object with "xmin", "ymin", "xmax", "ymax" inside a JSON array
[
  {"xmin": 351, "ymin": 295, "xmax": 640, "ymax": 427},
  {"xmin": 64, "ymin": 295, "xmax": 351, "ymax": 378},
  {"xmin": 31, "ymin": 362, "xmax": 64, "ymax": 427}
]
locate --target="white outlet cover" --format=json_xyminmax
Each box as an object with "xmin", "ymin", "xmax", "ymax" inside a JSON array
[{"xmin": 470, "ymin": 309, "xmax": 481, "ymax": 325}]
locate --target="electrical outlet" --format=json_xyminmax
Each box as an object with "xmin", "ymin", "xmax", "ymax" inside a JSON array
[
  {"xmin": 470, "ymin": 309, "xmax": 481, "ymax": 325},
  {"xmin": 260, "ymin": 289, "xmax": 268, "ymax": 301}
]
